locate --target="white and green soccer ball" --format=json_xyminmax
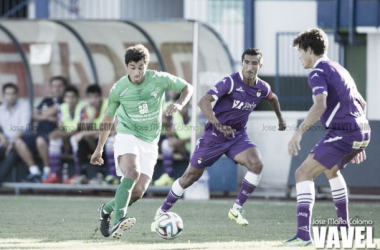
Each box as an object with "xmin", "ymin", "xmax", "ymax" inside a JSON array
[{"xmin": 155, "ymin": 212, "xmax": 183, "ymax": 240}]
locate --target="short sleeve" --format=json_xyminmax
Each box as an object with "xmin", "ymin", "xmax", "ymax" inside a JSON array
[
  {"xmin": 106, "ymin": 83, "xmax": 121, "ymax": 116},
  {"xmin": 164, "ymin": 73, "xmax": 187, "ymax": 92},
  {"xmin": 263, "ymin": 82, "xmax": 273, "ymax": 100},
  {"xmin": 308, "ymin": 70, "xmax": 328, "ymax": 96},
  {"xmin": 207, "ymin": 77, "xmax": 233, "ymax": 101}
]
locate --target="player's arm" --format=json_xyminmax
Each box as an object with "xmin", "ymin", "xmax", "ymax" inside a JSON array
[
  {"xmin": 266, "ymin": 93, "xmax": 286, "ymax": 131},
  {"xmin": 198, "ymin": 94, "xmax": 235, "ymax": 137},
  {"xmin": 288, "ymin": 94, "xmax": 327, "ymax": 156},
  {"xmin": 166, "ymin": 83, "xmax": 193, "ymax": 116},
  {"xmin": 91, "ymin": 84, "xmax": 120, "ymax": 165}
]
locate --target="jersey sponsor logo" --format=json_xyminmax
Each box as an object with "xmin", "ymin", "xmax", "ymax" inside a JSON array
[
  {"xmin": 119, "ymin": 88, "xmax": 129, "ymax": 97},
  {"xmin": 311, "ymin": 72, "xmax": 319, "ymax": 79},
  {"xmin": 151, "ymin": 91, "xmax": 158, "ymax": 98},
  {"xmin": 232, "ymin": 100, "xmax": 257, "ymax": 111},
  {"xmin": 236, "ymin": 87, "xmax": 245, "ymax": 92},
  {"xmin": 138, "ymin": 101, "xmax": 149, "ymax": 114},
  {"xmin": 312, "ymin": 86, "xmax": 324, "ymax": 93}
]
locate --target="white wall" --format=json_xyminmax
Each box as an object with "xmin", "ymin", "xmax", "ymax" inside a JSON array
[
  {"xmin": 365, "ymin": 33, "xmax": 380, "ymax": 120},
  {"xmin": 255, "ymin": 0, "xmax": 317, "ymax": 75}
]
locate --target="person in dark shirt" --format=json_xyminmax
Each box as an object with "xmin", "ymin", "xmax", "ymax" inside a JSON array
[{"xmin": 12, "ymin": 76, "xmax": 68, "ymax": 182}]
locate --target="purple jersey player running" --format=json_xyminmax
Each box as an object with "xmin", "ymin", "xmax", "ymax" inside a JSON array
[
  {"xmin": 283, "ymin": 28, "xmax": 371, "ymax": 247},
  {"xmin": 152, "ymin": 48, "xmax": 286, "ymax": 230}
]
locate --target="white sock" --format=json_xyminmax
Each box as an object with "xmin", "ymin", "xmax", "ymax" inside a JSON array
[
  {"xmin": 43, "ymin": 166, "xmax": 51, "ymax": 175},
  {"xmin": 244, "ymin": 171, "xmax": 262, "ymax": 186},
  {"xmin": 172, "ymin": 179, "xmax": 185, "ymax": 196},
  {"xmin": 29, "ymin": 165, "xmax": 41, "ymax": 175},
  {"xmin": 233, "ymin": 203, "xmax": 242, "ymax": 210}
]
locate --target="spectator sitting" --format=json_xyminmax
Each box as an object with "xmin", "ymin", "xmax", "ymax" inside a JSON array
[
  {"xmin": 43, "ymin": 85, "xmax": 85, "ymax": 183},
  {"xmin": 13, "ymin": 76, "xmax": 67, "ymax": 182},
  {"xmin": 68, "ymin": 85, "xmax": 118, "ymax": 185},
  {"xmin": 0, "ymin": 83, "xmax": 31, "ymax": 183},
  {"xmin": 154, "ymin": 103, "xmax": 191, "ymax": 186}
]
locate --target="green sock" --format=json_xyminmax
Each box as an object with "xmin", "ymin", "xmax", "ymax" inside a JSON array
[
  {"xmin": 104, "ymin": 199, "xmax": 114, "ymax": 214},
  {"xmin": 113, "ymin": 178, "xmax": 135, "ymax": 225}
]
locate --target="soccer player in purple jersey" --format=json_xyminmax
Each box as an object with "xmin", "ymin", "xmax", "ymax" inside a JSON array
[
  {"xmin": 284, "ymin": 28, "xmax": 371, "ymax": 247},
  {"xmin": 152, "ymin": 48, "xmax": 286, "ymax": 230}
]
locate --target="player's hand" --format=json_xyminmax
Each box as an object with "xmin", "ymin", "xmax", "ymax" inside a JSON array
[
  {"xmin": 351, "ymin": 150, "xmax": 366, "ymax": 164},
  {"xmin": 288, "ymin": 132, "xmax": 302, "ymax": 156},
  {"xmin": 215, "ymin": 123, "xmax": 235, "ymax": 138},
  {"xmin": 166, "ymin": 103, "xmax": 183, "ymax": 116},
  {"xmin": 90, "ymin": 148, "xmax": 104, "ymax": 165},
  {"xmin": 278, "ymin": 117, "xmax": 287, "ymax": 131}
]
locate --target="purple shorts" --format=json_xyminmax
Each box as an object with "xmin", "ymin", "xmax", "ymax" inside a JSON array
[
  {"xmin": 190, "ymin": 132, "xmax": 256, "ymax": 168},
  {"xmin": 310, "ymin": 131, "xmax": 371, "ymax": 170}
]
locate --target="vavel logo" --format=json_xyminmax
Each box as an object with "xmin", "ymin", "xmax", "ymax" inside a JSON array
[{"xmin": 312, "ymin": 226, "xmax": 376, "ymax": 249}]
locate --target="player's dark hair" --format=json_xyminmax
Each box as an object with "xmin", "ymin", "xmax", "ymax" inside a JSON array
[
  {"xmin": 293, "ymin": 28, "xmax": 328, "ymax": 56},
  {"xmin": 49, "ymin": 76, "xmax": 69, "ymax": 87},
  {"xmin": 2, "ymin": 82, "xmax": 18, "ymax": 94},
  {"xmin": 64, "ymin": 85, "xmax": 79, "ymax": 97},
  {"xmin": 124, "ymin": 44, "xmax": 150, "ymax": 65},
  {"xmin": 241, "ymin": 48, "xmax": 263, "ymax": 62},
  {"xmin": 86, "ymin": 84, "xmax": 102, "ymax": 95}
]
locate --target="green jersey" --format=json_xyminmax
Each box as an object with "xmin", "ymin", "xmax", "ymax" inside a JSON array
[{"xmin": 107, "ymin": 69, "xmax": 187, "ymax": 144}]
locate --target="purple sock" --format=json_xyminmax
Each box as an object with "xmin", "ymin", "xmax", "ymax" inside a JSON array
[
  {"xmin": 332, "ymin": 188, "xmax": 349, "ymax": 229},
  {"xmin": 161, "ymin": 179, "xmax": 184, "ymax": 212},
  {"xmin": 105, "ymin": 150, "xmax": 116, "ymax": 176},
  {"xmin": 235, "ymin": 179, "xmax": 256, "ymax": 206},
  {"xmin": 49, "ymin": 153, "xmax": 61, "ymax": 174},
  {"xmin": 329, "ymin": 176, "xmax": 349, "ymax": 230},
  {"xmin": 161, "ymin": 190, "xmax": 181, "ymax": 212},
  {"xmin": 73, "ymin": 155, "xmax": 81, "ymax": 175},
  {"xmin": 163, "ymin": 151, "xmax": 174, "ymax": 177},
  {"xmin": 296, "ymin": 181, "xmax": 315, "ymax": 241}
]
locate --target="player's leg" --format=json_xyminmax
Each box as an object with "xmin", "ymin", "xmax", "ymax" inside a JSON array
[
  {"xmin": 151, "ymin": 164, "xmax": 204, "ymax": 232},
  {"xmin": 108, "ymin": 153, "xmax": 138, "ymax": 238},
  {"xmin": 284, "ymin": 153, "xmax": 326, "ymax": 246},
  {"xmin": 325, "ymin": 166, "xmax": 349, "ymax": 230},
  {"xmin": 228, "ymin": 146, "xmax": 263, "ymax": 226},
  {"xmin": 36, "ymin": 135, "xmax": 51, "ymax": 180},
  {"xmin": 44, "ymin": 138, "xmax": 63, "ymax": 183},
  {"xmin": 13, "ymin": 135, "xmax": 41, "ymax": 181}
]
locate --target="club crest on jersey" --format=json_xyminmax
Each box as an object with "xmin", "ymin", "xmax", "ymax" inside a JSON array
[
  {"xmin": 198, "ymin": 158, "xmax": 202, "ymax": 164},
  {"xmin": 257, "ymin": 89, "xmax": 262, "ymax": 97},
  {"xmin": 151, "ymin": 91, "xmax": 158, "ymax": 98}
]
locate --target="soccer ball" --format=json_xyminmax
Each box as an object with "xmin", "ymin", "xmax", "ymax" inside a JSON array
[{"xmin": 155, "ymin": 212, "xmax": 183, "ymax": 240}]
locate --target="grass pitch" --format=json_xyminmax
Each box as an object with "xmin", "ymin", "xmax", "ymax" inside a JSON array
[{"xmin": 0, "ymin": 195, "xmax": 379, "ymax": 249}]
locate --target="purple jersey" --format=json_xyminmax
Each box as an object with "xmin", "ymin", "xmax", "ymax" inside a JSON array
[
  {"xmin": 206, "ymin": 71, "xmax": 273, "ymax": 141},
  {"xmin": 309, "ymin": 58, "xmax": 369, "ymax": 134}
]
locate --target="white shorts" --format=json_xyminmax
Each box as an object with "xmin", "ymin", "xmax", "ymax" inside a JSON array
[{"xmin": 113, "ymin": 133, "xmax": 158, "ymax": 178}]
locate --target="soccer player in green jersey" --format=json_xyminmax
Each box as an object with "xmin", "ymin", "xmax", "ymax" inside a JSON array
[{"xmin": 90, "ymin": 44, "xmax": 193, "ymax": 239}]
